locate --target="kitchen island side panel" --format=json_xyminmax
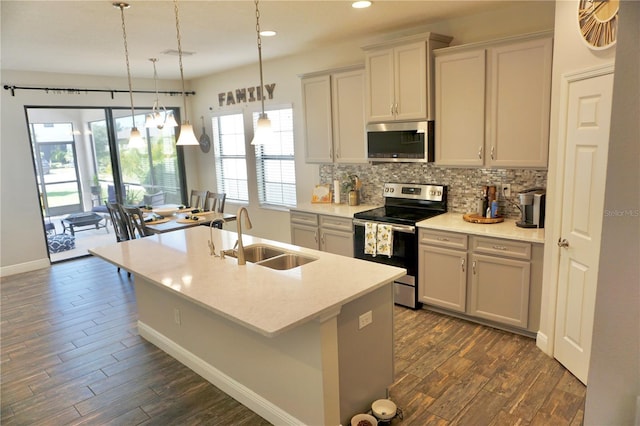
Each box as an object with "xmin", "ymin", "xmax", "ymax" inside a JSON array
[
  {"xmin": 134, "ymin": 276, "xmax": 330, "ymax": 425},
  {"xmin": 338, "ymin": 283, "xmax": 394, "ymax": 426}
]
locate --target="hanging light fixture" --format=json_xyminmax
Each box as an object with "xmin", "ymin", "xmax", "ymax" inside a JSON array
[
  {"xmin": 172, "ymin": 0, "xmax": 199, "ymax": 146},
  {"xmin": 145, "ymin": 58, "xmax": 178, "ymax": 130},
  {"xmin": 251, "ymin": 0, "xmax": 274, "ymax": 145},
  {"xmin": 114, "ymin": 2, "xmax": 145, "ymax": 149}
]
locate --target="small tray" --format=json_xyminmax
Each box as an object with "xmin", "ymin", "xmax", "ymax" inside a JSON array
[{"xmin": 463, "ymin": 213, "xmax": 504, "ymax": 224}]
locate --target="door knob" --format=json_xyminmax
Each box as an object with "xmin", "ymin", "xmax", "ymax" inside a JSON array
[{"xmin": 557, "ymin": 238, "xmax": 569, "ymax": 248}]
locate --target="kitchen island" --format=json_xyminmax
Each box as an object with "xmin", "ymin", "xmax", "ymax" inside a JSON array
[{"xmin": 89, "ymin": 226, "xmax": 405, "ymax": 426}]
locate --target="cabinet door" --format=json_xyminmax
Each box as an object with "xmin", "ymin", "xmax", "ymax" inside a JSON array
[
  {"xmin": 394, "ymin": 41, "xmax": 427, "ymax": 121},
  {"xmin": 419, "ymin": 245, "xmax": 467, "ymax": 312},
  {"xmin": 320, "ymin": 228, "xmax": 353, "ymax": 257},
  {"xmin": 302, "ymin": 75, "xmax": 333, "ymax": 163},
  {"xmin": 469, "ymin": 254, "xmax": 530, "ymax": 328},
  {"xmin": 487, "ymin": 37, "xmax": 552, "ymax": 168},
  {"xmin": 332, "ymin": 68, "xmax": 367, "ymax": 163},
  {"xmin": 365, "ymin": 48, "xmax": 395, "ymax": 122},
  {"xmin": 291, "ymin": 223, "xmax": 319, "ymax": 250},
  {"xmin": 435, "ymin": 49, "xmax": 486, "ymax": 166}
]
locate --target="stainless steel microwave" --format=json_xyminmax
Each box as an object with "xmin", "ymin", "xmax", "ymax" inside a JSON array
[{"xmin": 366, "ymin": 121, "xmax": 434, "ymax": 163}]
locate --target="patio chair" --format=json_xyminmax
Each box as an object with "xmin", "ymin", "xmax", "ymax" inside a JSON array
[{"xmin": 142, "ymin": 191, "xmax": 165, "ymax": 207}]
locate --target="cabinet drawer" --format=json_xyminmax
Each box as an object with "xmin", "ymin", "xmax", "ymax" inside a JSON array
[
  {"xmin": 290, "ymin": 211, "xmax": 318, "ymax": 226},
  {"xmin": 471, "ymin": 236, "xmax": 531, "ymax": 260},
  {"xmin": 419, "ymin": 229, "xmax": 468, "ymax": 250},
  {"xmin": 319, "ymin": 215, "xmax": 352, "ymax": 232}
]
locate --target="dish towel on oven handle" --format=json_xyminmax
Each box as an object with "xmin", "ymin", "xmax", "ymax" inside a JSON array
[
  {"xmin": 364, "ymin": 222, "xmax": 378, "ymax": 256},
  {"xmin": 376, "ymin": 224, "xmax": 393, "ymax": 258}
]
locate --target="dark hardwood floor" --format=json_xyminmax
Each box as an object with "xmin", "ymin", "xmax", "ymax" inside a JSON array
[{"xmin": 1, "ymin": 256, "xmax": 585, "ymax": 425}]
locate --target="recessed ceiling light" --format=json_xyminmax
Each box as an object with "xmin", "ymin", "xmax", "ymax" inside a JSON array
[
  {"xmin": 352, "ymin": 1, "xmax": 372, "ymax": 9},
  {"xmin": 260, "ymin": 30, "xmax": 277, "ymax": 37}
]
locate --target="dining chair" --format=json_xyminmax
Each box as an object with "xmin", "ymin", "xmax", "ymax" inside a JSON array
[
  {"xmin": 204, "ymin": 192, "xmax": 226, "ymax": 213},
  {"xmin": 106, "ymin": 202, "xmax": 132, "ymax": 276},
  {"xmin": 189, "ymin": 189, "xmax": 208, "ymax": 210},
  {"xmin": 121, "ymin": 205, "xmax": 153, "ymax": 239},
  {"xmin": 204, "ymin": 192, "xmax": 226, "ymax": 229}
]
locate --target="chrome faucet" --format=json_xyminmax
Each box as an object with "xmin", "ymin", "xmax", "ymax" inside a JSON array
[{"xmin": 235, "ymin": 207, "xmax": 253, "ymax": 265}]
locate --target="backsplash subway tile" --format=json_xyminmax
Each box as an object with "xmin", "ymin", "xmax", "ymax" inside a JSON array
[{"xmin": 320, "ymin": 163, "xmax": 547, "ymax": 219}]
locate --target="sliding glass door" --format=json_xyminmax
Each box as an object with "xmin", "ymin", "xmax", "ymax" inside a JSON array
[
  {"xmin": 31, "ymin": 122, "xmax": 83, "ymax": 216},
  {"xmin": 26, "ymin": 106, "xmax": 187, "ymax": 261}
]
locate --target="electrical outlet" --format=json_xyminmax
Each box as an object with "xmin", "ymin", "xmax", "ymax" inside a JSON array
[
  {"xmin": 174, "ymin": 308, "xmax": 181, "ymax": 325},
  {"xmin": 358, "ymin": 310, "xmax": 373, "ymax": 330},
  {"xmin": 501, "ymin": 184, "xmax": 511, "ymax": 198}
]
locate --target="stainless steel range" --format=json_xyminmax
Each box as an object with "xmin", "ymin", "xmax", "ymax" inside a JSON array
[{"xmin": 353, "ymin": 182, "xmax": 447, "ymax": 309}]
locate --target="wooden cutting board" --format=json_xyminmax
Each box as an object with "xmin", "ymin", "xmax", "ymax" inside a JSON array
[{"xmin": 463, "ymin": 213, "xmax": 504, "ymax": 224}]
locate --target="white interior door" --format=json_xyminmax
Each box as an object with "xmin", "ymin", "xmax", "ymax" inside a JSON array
[{"xmin": 554, "ymin": 70, "xmax": 613, "ymax": 385}]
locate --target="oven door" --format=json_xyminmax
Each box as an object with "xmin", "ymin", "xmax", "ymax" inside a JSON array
[{"xmin": 353, "ymin": 219, "xmax": 419, "ymax": 308}]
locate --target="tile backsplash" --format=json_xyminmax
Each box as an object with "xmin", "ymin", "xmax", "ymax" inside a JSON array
[{"xmin": 320, "ymin": 163, "xmax": 547, "ymax": 219}]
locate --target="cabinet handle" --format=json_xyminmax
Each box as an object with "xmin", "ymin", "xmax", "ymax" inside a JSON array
[
  {"xmin": 390, "ymin": 104, "xmax": 394, "ymax": 115},
  {"xmin": 314, "ymin": 231, "xmax": 318, "ymax": 244},
  {"xmin": 394, "ymin": 103, "xmax": 399, "ymax": 115},
  {"xmin": 320, "ymin": 233, "xmax": 325, "ymax": 245},
  {"xmin": 436, "ymin": 237, "xmax": 450, "ymax": 242},
  {"xmin": 490, "ymin": 146, "xmax": 495, "ymax": 160},
  {"xmin": 461, "ymin": 258, "xmax": 465, "ymax": 272},
  {"xmin": 472, "ymin": 260, "xmax": 477, "ymax": 275},
  {"xmin": 478, "ymin": 146, "xmax": 483, "ymax": 159},
  {"xmin": 492, "ymin": 245, "xmax": 507, "ymax": 251}
]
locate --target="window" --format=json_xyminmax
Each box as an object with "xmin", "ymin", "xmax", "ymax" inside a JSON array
[
  {"xmin": 88, "ymin": 108, "xmax": 184, "ymax": 205},
  {"xmin": 253, "ymin": 107, "xmax": 297, "ymax": 207},
  {"xmin": 213, "ymin": 113, "xmax": 249, "ymax": 202}
]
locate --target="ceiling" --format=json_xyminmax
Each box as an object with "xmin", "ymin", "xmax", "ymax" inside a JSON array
[{"xmin": 1, "ymin": 1, "xmax": 514, "ymax": 80}]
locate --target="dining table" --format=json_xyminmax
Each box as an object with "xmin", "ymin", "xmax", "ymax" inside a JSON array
[{"xmin": 142, "ymin": 206, "xmax": 237, "ymax": 235}]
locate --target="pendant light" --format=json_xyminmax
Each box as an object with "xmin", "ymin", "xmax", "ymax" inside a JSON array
[
  {"xmin": 145, "ymin": 58, "xmax": 178, "ymax": 130},
  {"xmin": 172, "ymin": 0, "xmax": 199, "ymax": 146},
  {"xmin": 114, "ymin": 2, "xmax": 145, "ymax": 149},
  {"xmin": 251, "ymin": 0, "xmax": 274, "ymax": 145}
]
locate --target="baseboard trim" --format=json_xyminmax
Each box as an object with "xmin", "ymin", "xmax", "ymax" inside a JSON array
[
  {"xmin": 138, "ymin": 321, "xmax": 303, "ymax": 426},
  {"xmin": 0, "ymin": 258, "xmax": 50, "ymax": 277},
  {"xmin": 536, "ymin": 331, "xmax": 551, "ymax": 355}
]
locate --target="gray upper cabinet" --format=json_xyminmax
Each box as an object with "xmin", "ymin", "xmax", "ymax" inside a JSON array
[
  {"xmin": 301, "ymin": 65, "xmax": 367, "ymax": 164},
  {"xmin": 363, "ymin": 32, "xmax": 452, "ymax": 123},
  {"xmin": 435, "ymin": 32, "xmax": 553, "ymax": 168}
]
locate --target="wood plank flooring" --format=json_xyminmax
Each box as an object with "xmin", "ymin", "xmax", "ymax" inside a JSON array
[{"xmin": 1, "ymin": 257, "xmax": 585, "ymax": 425}]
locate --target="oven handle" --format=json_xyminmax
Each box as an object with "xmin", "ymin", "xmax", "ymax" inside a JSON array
[{"xmin": 353, "ymin": 219, "xmax": 415, "ymax": 234}]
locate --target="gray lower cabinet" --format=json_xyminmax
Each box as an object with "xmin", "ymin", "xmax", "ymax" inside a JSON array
[
  {"xmin": 290, "ymin": 210, "xmax": 353, "ymax": 257},
  {"xmin": 418, "ymin": 228, "xmax": 543, "ymax": 334},
  {"xmin": 418, "ymin": 229, "xmax": 468, "ymax": 312}
]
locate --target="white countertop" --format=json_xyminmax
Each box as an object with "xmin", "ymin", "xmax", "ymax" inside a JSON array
[
  {"xmin": 417, "ymin": 212, "xmax": 545, "ymax": 244},
  {"xmin": 89, "ymin": 227, "xmax": 405, "ymax": 337},
  {"xmin": 291, "ymin": 203, "xmax": 379, "ymax": 218}
]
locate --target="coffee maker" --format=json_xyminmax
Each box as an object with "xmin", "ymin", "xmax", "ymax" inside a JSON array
[{"xmin": 516, "ymin": 188, "xmax": 546, "ymax": 228}]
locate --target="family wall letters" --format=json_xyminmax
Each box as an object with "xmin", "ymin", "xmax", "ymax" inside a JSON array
[{"xmin": 218, "ymin": 83, "xmax": 276, "ymax": 107}]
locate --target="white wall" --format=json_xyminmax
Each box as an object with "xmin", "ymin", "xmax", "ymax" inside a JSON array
[
  {"xmin": 584, "ymin": 1, "xmax": 640, "ymax": 423},
  {"xmin": 0, "ymin": 2, "xmax": 554, "ymax": 274}
]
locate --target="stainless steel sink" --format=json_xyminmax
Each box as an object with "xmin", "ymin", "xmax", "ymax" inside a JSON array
[
  {"xmin": 256, "ymin": 253, "xmax": 316, "ymax": 270},
  {"xmin": 242, "ymin": 245, "xmax": 286, "ymax": 263},
  {"xmin": 223, "ymin": 244, "xmax": 316, "ymax": 270}
]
